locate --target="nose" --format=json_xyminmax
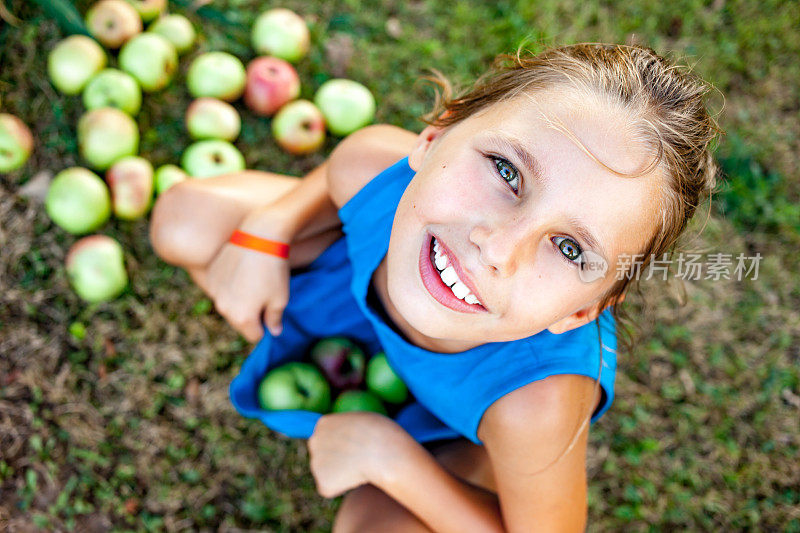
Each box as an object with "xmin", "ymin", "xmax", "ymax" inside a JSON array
[{"xmin": 469, "ymin": 223, "xmax": 534, "ymax": 278}]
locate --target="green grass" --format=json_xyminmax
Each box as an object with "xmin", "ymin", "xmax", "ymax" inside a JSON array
[{"xmin": 1, "ymin": 0, "xmax": 798, "ymax": 531}]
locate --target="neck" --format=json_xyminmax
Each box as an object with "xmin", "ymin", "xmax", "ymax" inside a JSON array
[{"xmin": 372, "ymin": 258, "xmax": 483, "ymax": 354}]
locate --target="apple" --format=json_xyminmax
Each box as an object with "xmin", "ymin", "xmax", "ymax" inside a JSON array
[
  {"xmin": 83, "ymin": 69, "xmax": 142, "ymax": 116},
  {"xmin": 244, "ymin": 56, "xmax": 301, "ymax": 116},
  {"xmin": 47, "ymin": 36, "xmax": 107, "ymax": 95},
  {"xmin": 78, "ymin": 108, "xmax": 139, "ymax": 170},
  {"xmin": 332, "ymin": 390, "xmax": 387, "ymax": 415},
  {"xmin": 309, "ymin": 337, "xmax": 366, "ymax": 390},
  {"xmin": 123, "ymin": 0, "xmax": 166, "ymax": 22},
  {"xmin": 187, "ymin": 52, "xmax": 246, "ymax": 102},
  {"xmin": 314, "ymin": 78, "xmax": 376, "ymax": 137},
  {"xmin": 271, "ymin": 100, "xmax": 326, "ymax": 155},
  {"xmin": 148, "ymin": 14, "xmax": 196, "ymax": 54},
  {"xmin": 258, "ymin": 362, "xmax": 331, "ymax": 413},
  {"xmin": 0, "ymin": 114, "xmax": 34, "ymax": 173},
  {"xmin": 181, "ymin": 140, "xmax": 245, "ymax": 179},
  {"xmin": 118, "ymin": 33, "xmax": 177, "ymax": 92},
  {"xmin": 366, "ymin": 352, "xmax": 408, "ymax": 404},
  {"xmin": 251, "ymin": 8, "xmax": 309, "ymax": 63},
  {"xmin": 66, "ymin": 235, "xmax": 128, "ymax": 303},
  {"xmin": 154, "ymin": 164, "xmax": 188, "ymax": 195},
  {"xmin": 45, "ymin": 168, "xmax": 111, "ymax": 234},
  {"xmin": 106, "ymin": 156, "xmax": 154, "ymax": 220},
  {"xmin": 185, "ymin": 98, "xmax": 241, "ymax": 141},
  {"xmin": 85, "ymin": 0, "xmax": 142, "ymax": 49}
]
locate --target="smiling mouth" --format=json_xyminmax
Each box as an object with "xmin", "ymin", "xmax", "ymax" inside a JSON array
[{"xmin": 418, "ymin": 233, "xmax": 487, "ymax": 314}]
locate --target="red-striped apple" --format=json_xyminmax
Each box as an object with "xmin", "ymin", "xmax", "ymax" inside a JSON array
[{"xmin": 244, "ymin": 56, "xmax": 300, "ymax": 116}]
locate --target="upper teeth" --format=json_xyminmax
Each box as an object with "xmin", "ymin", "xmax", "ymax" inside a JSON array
[{"xmin": 433, "ymin": 238, "xmax": 481, "ymax": 305}]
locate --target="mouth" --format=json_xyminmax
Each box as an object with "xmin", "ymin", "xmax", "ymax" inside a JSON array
[{"xmin": 418, "ymin": 233, "xmax": 488, "ymax": 314}]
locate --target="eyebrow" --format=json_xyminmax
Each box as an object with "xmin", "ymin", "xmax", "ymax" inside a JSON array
[
  {"xmin": 482, "ymin": 133, "xmax": 610, "ymax": 261},
  {"xmin": 567, "ymin": 217, "xmax": 609, "ymax": 261},
  {"xmin": 484, "ymin": 133, "xmax": 545, "ymax": 185}
]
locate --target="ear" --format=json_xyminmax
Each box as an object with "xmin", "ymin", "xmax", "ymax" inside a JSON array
[
  {"xmin": 408, "ymin": 123, "xmax": 447, "ymax": 172},
  {"xmin": 546, "ymin": 292, "xmax": 626, "ymax": 335}
]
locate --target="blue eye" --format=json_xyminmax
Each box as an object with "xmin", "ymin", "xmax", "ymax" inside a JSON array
[
  {"xmin": 552, "ymin": 236, "xmax": 584, "ymax": 268},
  {"xmin": 489, "ymin": 156, "xmax": 521, "ymax": 194}
]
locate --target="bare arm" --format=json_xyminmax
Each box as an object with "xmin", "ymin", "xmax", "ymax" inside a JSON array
[
  {"xmin": 369, "ymin": 375, "xmax": 596, "ymax": 532},
  {"xmin": 239, "ymin": 123, "xmax": 418, "ymax": 241}
]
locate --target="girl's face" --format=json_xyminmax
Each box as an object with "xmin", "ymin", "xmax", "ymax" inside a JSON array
[{"xmin": 382, "ymin": 89, "xmax": 663, "ymax": 352}]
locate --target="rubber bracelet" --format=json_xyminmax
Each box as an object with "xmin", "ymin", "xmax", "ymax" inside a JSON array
[{"xmin": 229, "ymin": 229, "xmax": 290, "ymax": 259}]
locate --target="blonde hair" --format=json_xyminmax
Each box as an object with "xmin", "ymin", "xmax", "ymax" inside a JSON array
[{"xmin": 418, "ymin": 42, "xmax": 722, "ymax": 470}]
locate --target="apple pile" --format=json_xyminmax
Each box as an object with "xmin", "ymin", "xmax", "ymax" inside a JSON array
[
  {"xmin": 32, "ymin": 3, "xmax": 377, "ymax": 304},
  {"xmin": 258, "ymin": 337, "xmax": 410, "ymax": 416}
]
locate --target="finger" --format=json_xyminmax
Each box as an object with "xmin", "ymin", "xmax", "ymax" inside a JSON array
[{"xmin": 264, "ymin": 304, "xmax": 286, "ymax": 337}]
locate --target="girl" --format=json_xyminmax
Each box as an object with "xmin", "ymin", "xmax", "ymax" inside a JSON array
[{"xmin": 150, "ymin": 43, "xmax": 719, "ymax": 531}]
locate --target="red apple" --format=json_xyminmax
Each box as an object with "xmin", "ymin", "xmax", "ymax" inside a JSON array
[
  {"xmin": 105, "ymin": 156, "xmax": 154, "ymax": 220},
  {"xmin": 271, "ymin": 100, "xmax": 325, "ymax": 155},
  {"xmin": 0, "ymin": 113, "xmax": 34, "ymax": 173},
  {"xmin": 244, "ymin": 56, "xmax": 300, "ymax": 116},
  {"xmin": 86, "ymin": 0, "xmax": 143, "ymax": 49},
  {"xmin": 185, "ymin": 98, "xmax": 241, "ymax": 141},
  {"xmin": 309, "ymin": 337, "xmax": 366, "ymax": 390}
]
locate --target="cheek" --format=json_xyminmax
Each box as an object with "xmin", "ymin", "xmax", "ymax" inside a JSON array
[{"xmin": 417, "ymin": 167, "xmax": 496, "ymax": 220}]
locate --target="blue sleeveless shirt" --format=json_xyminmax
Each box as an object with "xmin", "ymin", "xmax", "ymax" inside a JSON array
[{"xmin": 230, "ymin": 157, "xmax": 617, "ymax": 445}]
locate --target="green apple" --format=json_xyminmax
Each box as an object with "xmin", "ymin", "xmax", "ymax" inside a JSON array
[
  {"xmin": 332, "ymin": 390, "xmax": 387, "ymax": 415},
  {"xmin": 258, "ymin": 362, "xmax": 331, "ymax": 413},
  {"xmin": 187, "ymin": 52, "xmax": 246, "ymax": 101},
  {"xmin": 0, "ymin": 113, "xmax": 33, "ymax": 173},
  {"xmin": 271, "ymin": 99, "xmax": 326, "ymax": 155},
  {"xmin": 314, "ymin": 79, "xmax": 376, "ymax": 137},
  {"xmin": 181, "ymin": 140, "xmax": 245, "ymax": 179},
  {"xmin": 45, "ymin": 167, "xmax": 111, "ymax": 234},
  {"xmin": 123, "ymin": 0, "xmax": 166, "ymax": 22},
  {"xmin": 78, "ymin": 108, "xmax": 139, "ymax": 170},
  {"xmin": 83, "ymin": 69, "xmax": 142, "ymax": 116},
  {"xmin": 65, "ymin": 235, "xmax": 128, "ymax": 303},
  {"xmin": 366, "ymin": 352, "xmax": 408, "ymax": 404},
  {"xmin": 251, "ymin": 8, "xmax": 309, "ymax": 63},
  {"xmin": 86, "ymin": 0, "xmax": 142, "ymax": 49},
  {"xmin": 185, "ymin": 97, "xmax": 241, "ymax": 141},
  {"xmin": 106, "ymin": 156, "xmax": 154, "ymax": 220},
  {"xmin": 118, "ymin": 33, "xmax": 177, "ymax": 92},
  {"xmin": 148, "ymin": 14, "xmax": 196, "ymax": 54},
  {"xmin": 47, "ymin": 36, "xmax": 107, "ymax": 95},
  {"xmin": 154, "ymin": 164, "xmax": 188, "ymax": 195}
]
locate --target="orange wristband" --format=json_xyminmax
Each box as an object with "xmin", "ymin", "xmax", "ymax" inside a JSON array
[{"xmin": 229, "ymin": 229, "xmax": 290, "ymax": 259}]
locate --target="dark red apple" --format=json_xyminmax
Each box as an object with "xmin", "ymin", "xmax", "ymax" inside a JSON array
[
  {"xmin": 309, "ymin": 337, "xmax": 366, "ymax": 390},
  {"xmin": 244, "ymin": 56, "xmax": 301, "ymax": 116}
]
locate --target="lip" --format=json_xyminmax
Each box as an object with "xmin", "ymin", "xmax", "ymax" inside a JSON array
[{"xmin": 418, "ymin": 232, "xmax": 488, "ymax": 314}]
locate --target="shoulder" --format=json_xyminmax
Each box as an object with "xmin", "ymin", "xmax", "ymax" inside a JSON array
[
  {"xmin": 479, "ymin": 373, "xmax": 601, "ymax": 451},
  {"xmin": 326, "ymin": 124, "xmax": 419, "ymax": 209}
]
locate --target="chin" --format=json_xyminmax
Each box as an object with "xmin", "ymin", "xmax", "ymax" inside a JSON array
[{"xmin": 387, "ymin": 255, "xmax": 472, "ymax": 342}]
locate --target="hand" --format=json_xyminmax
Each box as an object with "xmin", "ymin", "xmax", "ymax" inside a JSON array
[
  {"xmin": 204, "ymin": 208, "xmax": 293, "ymax": 343},
  {"xmin": 308, "ymin": 412, "xmax": 410, "ymax": 498}
]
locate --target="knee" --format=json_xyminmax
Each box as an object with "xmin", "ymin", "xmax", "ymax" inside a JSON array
[
  {"xmin": 333, "ymin": 485, "xmax": 431, "ymax": 533},
  {"xmin": 149, "ymin": 182, "xmax": 222, "ymax": 267}
]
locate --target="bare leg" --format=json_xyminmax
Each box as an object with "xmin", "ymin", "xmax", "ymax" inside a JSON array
[{"xmin": 332, "ymin": 439, "xmax": 496, "ymax": 533}]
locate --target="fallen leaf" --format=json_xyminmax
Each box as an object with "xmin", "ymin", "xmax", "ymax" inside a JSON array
[{"xmin": 16, "ymin": 171, "xmax": 53, "ymax": 203}]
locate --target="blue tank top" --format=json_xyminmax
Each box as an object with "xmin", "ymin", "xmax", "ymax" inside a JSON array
[{"xmin": 230, "ymin": 157, "xmax": 617, "ymax": 445}]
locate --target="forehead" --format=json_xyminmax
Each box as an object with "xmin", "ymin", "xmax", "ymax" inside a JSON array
[{"xmin": 457, "ymin": 90, "xmax": 664, "ymax": 259}]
